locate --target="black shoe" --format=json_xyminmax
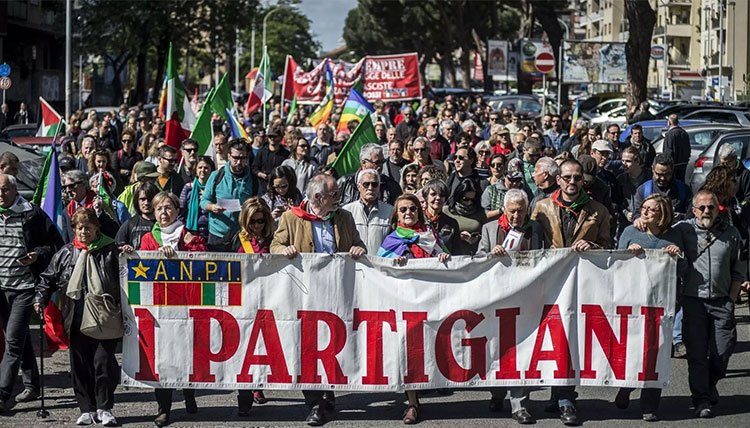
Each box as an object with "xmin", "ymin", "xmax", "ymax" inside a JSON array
[
  {"xmin": 709, "ymin": 384, "xmax": 719, "ymax": 405},
  {"xmin": 238, "ymin": 393, "xmax": 253, "ymax": 417},
  {"xmin": 512, "ymin": 409, "xmax": 535, "ymax": 424},
  {"xmin": 614, "ymin": 389, "xmax": 631, "ymax": 410},
  {"xmin": 184, "ymin": 394, "xmax": 197, "ymax": 414},
  {"xmin": 15, "ymin": 388, "xmax": 39, "ymax": 403},
  {"xmin": 544, "ymin": 400, "xmax": 558, "ymax": 413},
  {"xmin": 0, "ymin": 399, "xmax": 5, "ymax": 414},
  {"xmin": 154, "ymin": 412, "xmax": 170, "ymax": 427},
  {"xmin": 673, "ymin": 342, "xmax": 687, "ymax": 358},
  {"xmin": 695, "ymin": 402, "xmax": 713, "ymax": 418},
  {"xmin": 560, "ymin": 405, "xmax": 580, "ymax": 426},
  {"xmin": 488, "ymin": 397, "xmax": 504, "ymax": 412},
  {"xmin": 306, "ymin": 404, "xmax": 326, "ymax": 426}
]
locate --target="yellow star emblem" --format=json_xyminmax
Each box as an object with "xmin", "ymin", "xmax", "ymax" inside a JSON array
[{"xmin": 132, "ymin": 261, "xmax": 150, "ymax": 279}]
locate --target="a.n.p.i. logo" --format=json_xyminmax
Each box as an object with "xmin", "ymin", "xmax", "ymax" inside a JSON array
[{"xmin": 127, "ymin": 259, "xmax": 241, "ymax": 306}]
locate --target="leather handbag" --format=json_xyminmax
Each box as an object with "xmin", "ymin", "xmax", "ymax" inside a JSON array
[{"xmin": 80, "ymin": 292, "xmax": 124, "ymax": 340}]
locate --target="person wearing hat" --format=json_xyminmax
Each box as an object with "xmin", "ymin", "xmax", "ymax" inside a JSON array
[
  {"xmin": 481, "ymin": 157, "xmax": 532, "ymax": 221},
  {"xmin": 577, "ymin": 154, "xmax": 615, "ymax": 216},
  {"xmin": 251, "ymin": 126, "xmax": 289, "ymax": 194},
  {"xmin": 117, "ymin": 161, "xmax": 160, "ymax": 216},
  {"xmin": 136, "ymin": 111, "xmax": 152, "ymax": 143},
  {"xmin": 491, "ymin": 125, "xmax": 513, "ymax": 156},
  {"xmin": 590, "ymin": 139, "xmax": 623, "ymax": 222}
]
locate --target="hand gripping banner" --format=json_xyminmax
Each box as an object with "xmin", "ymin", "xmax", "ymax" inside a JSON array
[{"xmin": 119, "ymin": 249, "xmax": 675, "ymax": 391}]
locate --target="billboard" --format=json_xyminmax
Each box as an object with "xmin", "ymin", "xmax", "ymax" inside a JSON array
[
  {"xmin": 519, "ymin": 39, "xmax": 556, "ymax": 81},
  {"xmin": 563, "ymin": 41, "xmax": 627, "ymax": 84}
]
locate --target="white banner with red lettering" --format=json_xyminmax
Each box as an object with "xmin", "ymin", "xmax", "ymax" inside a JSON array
[{"xmin": 119, "ymin": 249, "xmax": 675, "ymax": 391}]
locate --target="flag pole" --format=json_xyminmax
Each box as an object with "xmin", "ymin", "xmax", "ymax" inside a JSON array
[
  {"xmin": 262, "ymin": 45, "xmax": 267, "ymax": 129},
  {"xmin": 281, "ymin": 54, "xmax": 289, "ymax": 121}
]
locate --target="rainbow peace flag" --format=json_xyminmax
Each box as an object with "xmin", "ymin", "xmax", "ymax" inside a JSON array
[
  {"xmin": 569, "ymin": 97, "xmax": 579, "ymax": 135},
  {"xmin": 226, "ymin": 108, "xmax": 250, "ymax": 141},
  {"xmin": 336, "ymin": 88, "xmax": 373, "ymax": 134},
  {"xmin": 309, "ymin": 60, "xmax": 334, "ymax": 127}
]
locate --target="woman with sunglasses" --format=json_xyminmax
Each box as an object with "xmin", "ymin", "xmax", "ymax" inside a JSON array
[
  {"xmin": 445, "ymin": 147, "xmax": 481, "ymax": 196},
  {"xmin": 230, "ymin": 197, "xmax": 275, "ymax": 413},
  {"xmin": 282, "ymin": 137, "xmax": 319, "ymax": 194},
  {"xmin": 615, "ymin": 193, "xmax": 685, "ymax": 422},
  {"xmin": 179, "ymin": 156, "xmax": 216, "ymax": 240},
  {"xmin": 474, "ymin": 141, "xmax": 492, "ymax": 179},
  {"xmin": 262, "ymin": 166, "xmax": 304, "ymax": 221},
  {"xmin": 376, "ymin": 193, "xmax": 449, "ymax": 424},
  {"xmin": 444, "ymin": 180, "xmax": 486, "ymax": 255},
  {"xmin": 486, "ymin": 154, "xmax": 507, "ymax": 186}
]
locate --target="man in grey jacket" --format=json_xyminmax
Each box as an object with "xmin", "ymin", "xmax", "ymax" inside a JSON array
[
  {"xmin": 676, "ymin": 189, "xmax": 745, "ymax": 418},
  {"xmin": 342, "ymin": 169, "xmax": 393, "ymax": 255}
]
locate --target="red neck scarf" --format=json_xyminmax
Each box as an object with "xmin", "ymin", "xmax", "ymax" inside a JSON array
[
  {"xmin": 67, "ymin": 190, "xmax": 96, "ymax": 217},
  {"xmin": 290, "ymin": 200, "xmax": 335, "ymax": 222},
  {"xmin": 497, "ymin": 213, "xmax": 513, "ymax": 233},
  {"xmin": 425, "ymin": 209, "xmax": 440, "ymax": 225}
]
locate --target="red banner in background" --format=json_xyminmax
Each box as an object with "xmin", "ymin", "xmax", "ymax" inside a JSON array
[{"xmin": 283, "ymin": 53, "xmax": 421, "ymax": 104}]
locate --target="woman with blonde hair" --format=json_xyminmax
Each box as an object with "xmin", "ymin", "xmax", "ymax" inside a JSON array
[
  {"xmin": 231, "ymin": 197, "xmax": 274, "ymax": 254},
  {"xmin": 615, "ymin": 193, "xmax": 685, "ymax": 422}
]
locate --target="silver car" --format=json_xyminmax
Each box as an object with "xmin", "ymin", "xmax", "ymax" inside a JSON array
[
  {"xmin": 652, "ymin": 123, "xmax": 743, "ymax": 184},
  {"xmin": 690, "ymin": 128, "xmax": 750, "ymax": 192}
]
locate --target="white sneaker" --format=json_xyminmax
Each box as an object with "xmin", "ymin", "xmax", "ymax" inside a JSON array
[
  {"xmin": 97, "ymin": 409, "xmax": 118, "ymax": 427},
  {"xmin": 76, "ymin": 412, "xmax": 95, "ymax": 426}
]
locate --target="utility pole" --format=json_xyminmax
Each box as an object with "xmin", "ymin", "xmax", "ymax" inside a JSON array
[
  {"xmin": 235, "ymin": 27, "xmax": 241, "ymax": 91},
  {"xmin": 251, "ymin": 25, "xmax": 256, "ymax": 70},
  {"xmin": 65, "ymin": 0, "xmax": 72, "ymax": 121},
  {"xmin": 557, "ymin": 18, "xmax": 569, "ymax": 115},
  {"xmin": 718, "ymin": 0, "xmax": 725, "ymax": 103},
  {"xmin": 730, "ymin": 1, "xmax": 736, "ymax": 101}
]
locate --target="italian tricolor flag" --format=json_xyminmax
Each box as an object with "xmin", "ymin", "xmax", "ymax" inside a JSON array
[
  {"xmin": 159, "ymin": 42, "xmax": 196, "ymax": 151},
  {"xmin": 127, "ymin": 281, "xmax": 242, "ymax": 306},
  {"xmin": 36, "ymin": 97, "xmax": 61, "ymax": 137}
]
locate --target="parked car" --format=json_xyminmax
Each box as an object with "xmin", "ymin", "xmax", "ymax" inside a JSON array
[
  {"xmin": 486, "ymin": 94, "xmax": 543, "ymax": 120},
  {"xmin": 0, "ymin": 141, "xmax": 44, "ymax": 200},
  {"xmin": 653, "ymin": 123, "xmax": 744, "ymax": 183},
  {"xmin": 9, "ymin": 136, "xmax": 55, "ymax": 156},
  {"xmin": 654, "ymin": 103, "xmax": 741, "ymax": 120},
  {"xmin": 578, "ymin": 93, "xmax": 624, "ymax": 113},
  {"xmin": 683, "ymin": 109, "xmax": 750, "ymax": 126},
  {"xmin": 619, "ymin": 119, "xmax": 708, "ymax": 143},
  {"xmin": 690, "ymin": 128, "xmax": 750, "ymax": 192},
  {"xmin": 1, "ymin": 123, "xmax": 38, "ymax": 139},
  {"xmin": 581, "ymin": 98, "xmax": 627, "ymax": 120},
  {"xmin": 589, "ymin": 105, "xmax": 629, "ymax": 128}
]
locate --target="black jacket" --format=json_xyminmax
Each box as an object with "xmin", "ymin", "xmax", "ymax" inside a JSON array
[
  {"xmin": 35, "ymin": 242, "xmax": 121, "ymax": 336},
  {"xmin": 663, "ymin": 127, "xmax": 691, "ymax": 181},
  {"xmin": 19, "ymin": 204, "xmax": 64, "ymax": 282},
  {"xmin": 337, "ymin": 171, "xmax": 402, "ymax": 206},
  {"xmin": 251, "ymin": 146, "xmax": 290, "ymax": 193}
]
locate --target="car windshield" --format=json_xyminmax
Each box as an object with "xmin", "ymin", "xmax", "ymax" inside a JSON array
[{"xmin": 6, "ymin": 128, "xmax": 36, "ymax": 138}]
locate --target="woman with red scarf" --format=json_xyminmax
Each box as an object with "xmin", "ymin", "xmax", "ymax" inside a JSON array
[
  {"xmin": 376, "ymin": 193, "xmax": 450, "ymax": 424},
  {"xmin": 476, "ymin": 188, "xmax": 543, "ymax": 424},
  {"xmin": 139, "ymin": 192, "xmax": 207, "ymax": 427}
]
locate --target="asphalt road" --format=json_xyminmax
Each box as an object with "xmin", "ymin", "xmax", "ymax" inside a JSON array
[{"xmin": 1, "ymin": 302, "xmax": 749, "ymax": 428}]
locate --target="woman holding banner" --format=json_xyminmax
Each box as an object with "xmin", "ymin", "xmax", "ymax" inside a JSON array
[
  {"xmin": 377, "ymin": 193, "xmax": 450, "ymax": 424},
  {"xmin": 616, "ymin": 193, "xmax": 686, "ymax": 422},
  {"xmin": 34, "ymin": 208, "xmax": 122, "ymax": 427},
  {"xmin": 139, "ymin": 192, "xmax": 207, "ymax": 427}
]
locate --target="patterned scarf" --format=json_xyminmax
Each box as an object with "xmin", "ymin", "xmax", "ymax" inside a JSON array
[
  {"xmin": 151, "ymin": 220, "xmax": 184, "ymax": 249},
  {"xmin": 550, "ymin": 189, "xmax": 590, "ymax": 218},
  {"xmin": 290, "ymin": 200, "xmax": 335, "ymax": 222}
]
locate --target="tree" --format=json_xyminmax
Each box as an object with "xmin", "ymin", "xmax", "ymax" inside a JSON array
[{"xmin": 624, "ymin": 0, "xmax": 656, "ymax": 110}]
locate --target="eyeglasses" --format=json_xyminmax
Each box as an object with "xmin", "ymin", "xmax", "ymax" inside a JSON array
[
  {"xmin": 230, "ymin": 155, "xmax": 248, "ymax": 161},
  {"xmin": 297, "ymin": 144, "xmax": 309, "ymax": 149},
  {"xmin": 560, "ymin": 174, "xmax": 583, "ymax": 183},
  {"xmin": 414, "ymin": 148, "xmax": 427, "ymax": 152},
  {"xmin": 272, "ymin": 183, "xmax": 289, "ymax": 190},
  {"xmin": 695, "ymin": 204, "xmax": 716, "ymax": 212},
  {"xmin": 489, "ymin": 117, "xmax": 499, "ymax": 121},
  {"xmin": 161, "ymin": 157, "xmax": 177, "ymax": 164},
  {"xmin": 490, "ymin": 163, "xmax": 504, "ymax": 168},
  {"xmin": 478, "ymin": 150, "xmax": 491, "ymax": 155},
  {"xmin": 62, "ymin": 182, "xmax": 82, "ymax": 190},
  {"xmin": 551, "ymin": 119, "xmax": 560, "ymax": 123},
  {"xmin": 455, "ymin": 155, "xmax": 467, "ymax": 161},
  {"xmin": 250, "ymin": 217, "xmax": 266, "ymax": 225},
  {"xmin": 122, "ymin": 139, "xmax": 133, "ymax": 143},
  {"xmin": 398, "ymin": 205, "xmax": 418, "ymax": 213},
  {"xmin": 183, "ymin": 148, "xmax": 197, "ymax": 153},
  {"xmin": 364, "ymin": 158, "xmax": 385, "ymax": 166},
  {"xmin": 361, "ymin": 181, "xmax": 379, "ymax": 188},
  {"xmin": 460, "ymin": 196, "xmax": 475, "ymax": 203},
  {"xmin": 427, "ymin": 123, "xmax": 438, "ymax": 127},
  {"xmin": 641, "ymin": 206, "xmax": 661, "ymax": 214}
]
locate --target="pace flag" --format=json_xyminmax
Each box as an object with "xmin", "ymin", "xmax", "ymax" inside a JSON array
[
  {"xmin": 309, "ymin": 60, "xmax": 334, "ymax": 127},
  {"xmin": 336, "ymin": 88, "xmax": 373, "ymax": 134},
  {"xmin": 331, "ymin": 114, "xmax": 378, "ymax": 177},
  {"xmin": 160, "ymin": 43, "xmax": 196, "ymax": 150},
  {"xmin": 36, "ymin": 97, "xmax": 62, "ymax": 137},
  {"xmin": 570, "ymin": 97, "xmax": 580, "ymax": 135},
  {"xmin": 246, "ymin": 50, "xmax": 272, "ymax": 115}
]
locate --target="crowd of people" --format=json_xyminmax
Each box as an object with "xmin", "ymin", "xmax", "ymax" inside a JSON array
[{"xmin": 0, "ymin": 93, "xmax": 748, "ymax": 427}]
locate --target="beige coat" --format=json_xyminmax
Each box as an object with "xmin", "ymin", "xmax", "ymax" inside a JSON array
[
  {"xmin": 531, "ymin": 197, "xmax": 611, "ymax": 249},
  {"xmin": 270, "ymin": 208, "xmax": 366, "ymax": 254}
]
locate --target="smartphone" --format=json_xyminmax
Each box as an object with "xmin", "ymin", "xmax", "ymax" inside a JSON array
[
  {"xmin": 470, "ymin": 232, "xmax": 481, "ymax": 238},
  {"xmin": 17, "ymin": 254, "xmax": 32, "ymax": 263}
]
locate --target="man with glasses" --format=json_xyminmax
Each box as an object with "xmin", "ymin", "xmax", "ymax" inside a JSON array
[
  {"xmin": 591, "ymin": 140, "xmax": 624, "ymax": 220},
  {"xmin": 480, "ymin": 111, "xmax": 501, "ymax": 140},
  {"xmin": 411, "ymin": 137, "xmax": 446, "ymax": 172},
  {"xmin": 202, "ymin": 141, "xmax": 256, "ymax": 251},
  {"xmin": 113, "ymin": 128, "xmax": 142, "ymax": 184},
  {"xmin": 60, "ymin": 169, "xmax": 120, "ymax": 243},
  {"xmin": 676, "ymin": 190, "xmax": 744, "ymax": 418},
  {"xmin": 338, "ymin": 144, "xmax": 402, "ymax": 206},
  {"xmin": 531, "ymin": 159, "xmax": 610, "ymax": 426},
  {"xmin": 543, "ymin": 114, "xmax": 568, "ymax": 153},
  {"xmin": 506, "ymin": 113, "xmax": 521, "ymax": 135},
  {"xmin": 271, "ymin": 173, "xmax": 366, "ymax": 426},
  {"xmin": 252, "ymin": 126, "xmax": 289, "ymax": 194},
  {"xmin": 440, "ymin": 120, "xmax": 457, "ymax": 148},
  {"xmin": 178, "ymin": 138, "xmax": 200, "ymax": 184},
  {"xmin": 529, "ymin": 157, "xmax": 561, "ymax": 214},
  {"xmin": 155, "ymin": 145, "xmax": 185, "ymax": 197},
  {"xmin": 425, "ymin": 117, "xmax": 450, "ymax": 161},
  {"xmin": 521, "ymin": 137, "xmax": 543, "ymax": 194},
  {"xmin": 342, "ymin": 168, "xmax": 393, "ymax": 254},
  {"xmin": 214, "ymin": 132, "xmax": 229, "ymax": 169},
  {"xmin": 604, "ymin": 124, "xmax": 626, "ymax": 174},
  {"xmin": 396, "ymin": 106, "xmax": 419, "ymax": 143},
  {"xmin": 382, "ymin": 139, "xmax": 408, "ymax": 182}
]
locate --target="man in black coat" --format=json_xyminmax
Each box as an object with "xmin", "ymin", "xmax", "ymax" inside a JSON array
[
  {"xmin": 337, "ymin": 143, "xmax": 401, "ymax": 206},
  {"xmin": 663, "ymin": 114, "xmax": 691, "ymax": 182}
]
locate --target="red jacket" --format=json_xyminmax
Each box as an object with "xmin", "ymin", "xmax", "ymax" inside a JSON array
[{"xmin": 139, "ymin": 228, "xmax": 208, "ymax": 252}]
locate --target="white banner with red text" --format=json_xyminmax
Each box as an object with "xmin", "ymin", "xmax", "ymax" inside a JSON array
[{"xmin": 119, "ymin": 249, "xmax": 675, "ymax": 391}]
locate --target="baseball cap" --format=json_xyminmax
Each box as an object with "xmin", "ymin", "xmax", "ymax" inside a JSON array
[
  {"xmin": 505, "ymin": 158, "xmax": 524, "ymax": 181},
  {"xmin": 135, "ymin": 162, "xmax": 160, "ymax": 179},
  {"xmin": 496, "ymin": 125, "xmax": 510, "ymax": 136},
  {"xmin": 591, "ymin": 139, "xmax": 612, "ymax": 153},
  {"xmin": 58, "ymin": 156, "xmax": 75, "ymax": 171}
]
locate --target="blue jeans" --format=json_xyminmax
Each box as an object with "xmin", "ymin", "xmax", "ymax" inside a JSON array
[{"xmin": 673, "ymin": 307, "xmax": 683, "ymax": 344}]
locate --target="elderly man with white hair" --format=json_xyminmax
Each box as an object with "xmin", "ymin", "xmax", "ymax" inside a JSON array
[
  {"xmin": 717, "ymin": 143, "xmax": 750, "ymax": 205},
  {"xmin": 395, "ymin": 106, "xmax": 419, "ymax": 142},
  {"xmin": 337, "ymin": 143, "xmax": 402, "ymax": 206},
  {"xmin": 476, "ymin": 188, "xmax": 543, "ymax": 424},
  {"xmin": 342, "ymin": 168, "xmax": 394, "ymax": 254},
  {"xmin": 529, "ymin": 157, "xmax": 561, "ymax": 214},
  {"xmin": 462, "ymin": 118, "xmax": 480, "ymax": 146}
]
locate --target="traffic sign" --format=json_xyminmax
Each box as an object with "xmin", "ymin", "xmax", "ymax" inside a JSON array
[
  {"xmin": 0, "ymin": 63, "xmax": 10, "ymax": 78},
  {"xmin": 0, "ymin": 77, "xmax": 11, "ymax": 90},
  {"xmin": 535, "ymin": 52, "xmax": 555, "ymax": 74}
]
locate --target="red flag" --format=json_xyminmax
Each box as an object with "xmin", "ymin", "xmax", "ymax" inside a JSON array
[
  {"xmin": 43, "ymin": 302, "xmax": 69, "ymax": 350},
  {"xmin": 474, "ymin": 52, "xmax": 484, "ymax": 82}
]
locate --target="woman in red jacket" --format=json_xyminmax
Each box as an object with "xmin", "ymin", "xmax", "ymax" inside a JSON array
[{"xmin": 139, "ymin": 191, "xmax": 206, "ymax": 427}]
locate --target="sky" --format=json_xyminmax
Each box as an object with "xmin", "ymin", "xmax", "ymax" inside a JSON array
[{"xmin": 297, "ymin": 0, "xmax": 357, "ymax": 54}]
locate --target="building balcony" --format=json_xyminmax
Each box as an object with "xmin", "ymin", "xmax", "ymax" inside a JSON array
[
  {"xmin": 590, "ymin": 10, "xmax": 603, "ymax": 22},
  {"xmin": 667, "ymin": 54, "xmax": 691, "ymax": 68}
]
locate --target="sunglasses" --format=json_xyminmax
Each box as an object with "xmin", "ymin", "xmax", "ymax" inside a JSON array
[
  {"xmin": 62, "ymin": 182, "xmax": 82, "ymax": 190},
  {"xmin": 272, "ymin": 183, "xmax": 289, "ymax": 190},
  {"xmin": 460, "ymin": 196, "xmax": 475, "ymax": 203},
  {"xmin": 695, "ymin": 205, "xmax": 716, "ymax": 212},
  {"xmin": 414, "ymin": 148, "xmax": 427, "ymax": 152},
  {"xmin": 455, "ymin": 155, "xmax": 467, "ymax": 161},
  {"xmin": 490, "ymin": 163, "xmax": 504, "ymax": 168},
  {"xmin": 641, "ymin": 206, "xmax": 661, "ymax": 214},
  {"xmin": 399, "ymin": 205, "xmax": 418, "ymax": 213},
  {"xmin": 560, "ymin": 174, "xmax": 583, "ymax": 183},
  {"xmin": 250, "ymin": 218, "xmax": 266, "ymax": 225},
  {"xmin": 161, "ymin": 157, "xmax": 177, "ymax": 163},
  {"xmin": 361, "ymin": 181, "xmax": 379, "ymax": 188},
  {"xmin": 122, "ymin": 139, "xmax": 133, "ymax": 143},
  {"xmin": 298, "ymin": 144, "xmax": 309, "ymax": 149},
  {"xmin": 364, "ymin": 159, "xmax": 385, "ymax": 166},
  {"xmin": 230, "ymin": 155, "xmax": 248, "ymax": 161},
  {"xmin": 478, "ymin": 150, "xmax": 491, "ymax": 155},
  {"xmin": 183, "ymin": 148, "xmax": 197, "ymax": 153}
]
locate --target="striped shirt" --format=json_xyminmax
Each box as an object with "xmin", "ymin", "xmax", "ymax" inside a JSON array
[{"xmin": 0, "ymin": 212, "xmax": 35, "ymax": 290}]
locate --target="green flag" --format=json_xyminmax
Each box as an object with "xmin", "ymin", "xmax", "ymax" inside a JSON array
[
  {"xmin": 191, "ymin": 88, "xmax": 215, "ymax": 156},
  {"xmin": 331, "ymin": 114, "xmax": 378, "ymax": 177},
  {"xmin": 211, "ymin": 73, "xmax": 233, "ymax": 121},
  {"xmin": 286, "ymin": 95, "xmax": 297, "ymax": 124}
]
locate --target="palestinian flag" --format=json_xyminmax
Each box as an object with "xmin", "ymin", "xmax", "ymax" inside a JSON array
[
  {"xmin": 160, "ymin": 43, "xmax": 196, "ymax": 150},
  {"xmin": 36, "ymin": 97, "xmax": 61, "ymax": 137}
]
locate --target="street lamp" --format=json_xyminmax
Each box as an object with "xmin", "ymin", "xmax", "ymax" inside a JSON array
[
  {"xmin": 262, "ymin": 6, "xmax": 282, "ymax": 52},
  {"xmin": 557, "ymin": 18, "xmax": 569, "ymax": 115}
]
